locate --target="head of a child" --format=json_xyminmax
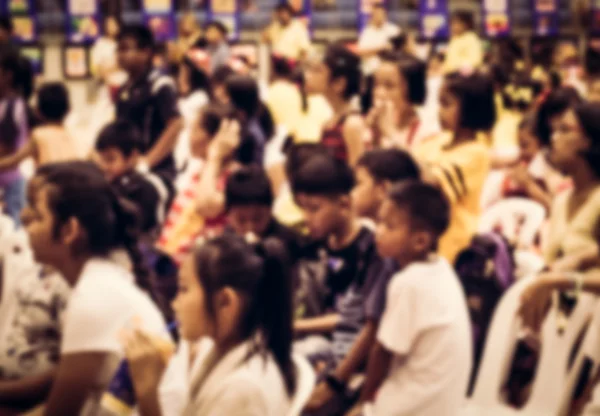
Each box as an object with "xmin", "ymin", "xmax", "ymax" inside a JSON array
[
  {"xmin": 36, "ymin": 83, "xmax": 70, "ymax": 124},
  {"xmin": 450, "ymin": 11, "xmax": 474, "ymax": 37},
  {"xmin": 370, "ymin": 4, "xmax": 387, "ymax": 28},
  {"xmin": 535, "ymin": 86, "xmax": 582, "ymax": 146},
  {"xmin": 550, "ymin": 102, "xmax": 600, "ymax": 180},
  {"xmin": 21, "ymin": 161, "xmax": 149, "ymax": 288},
  {"xmin": 376, "ymin": 181, "xmax": 450, "ymax": 267},
  {"xmin": 292, "ymin": 153, "xmax": 355, "ymax": 241},
  {"xmin": 224, "ymin": 75, "xmax": 260, "ymax": 121},
  {"xmin": 225, "ymin": 166, "xmax": 274, "ymax": 237},
  {"xmin": 304, "ymin": 44, "xmax": 360, "ymax": 103},
  {"xmin": 95, "ymin": 120, "xmax": 143, "ymax": 182},
  {"xmin": 353, "ymin": 149, "xmax": 420, "ymax": 220},
  {"xmin": 518, "ymin": 116, "xmax": 543, "ymax": 163},
  {"xmin": 374, "ymin": 51, "xmax": 427, "ymax": 113},
  {"xmin": 275, "ymin": 3, "xmax": 294, "ymax": 26},
  {"xmin": 589, "ymin": 76, "xmax": 600, "ymax": 103},
  {"xmin": 117, "ymin": 25, "xmax": 154, "ymax": 75},
  {"xmin": 178, "ymin": 57, "xmax": 210, "ymax": 97},
  {"xmin": 211, "ymin": 65, "xmax": 235, "ymax": 105},
  {"xmin": 173, "ymin": 233, "xmax": 296, "ymax": 395},
  {"xmin": 205, "ymin": 21, "xmax": 228, "ymax": 46},
  {"xmin": 190, "ymin": 103, "xmax": 236, "ymax": 160},
  {"xmin": 104, "ymin": 16, "xmax": 120, "ymax": 39},
  {"xmin": 0, "ymin": 16, "xmax": 12, "ymax": 44},
  {"xmin": 439, "ymin": 72, "xmax": 496, "ymax": 137}
]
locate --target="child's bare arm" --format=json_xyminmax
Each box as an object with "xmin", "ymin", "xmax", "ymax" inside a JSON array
[
  {"xmin": 331, "ymin": 320, "xmax": 377, "ymax": 383},
  {"xmin": 359, "ymin": 341, "xmax": 393, "ymax": 403},
  {"xmin": 294, "ymin": 314, "xmax": 340, "ymax": 335},
  {"xmin": 0, "ymin": 140, "xmax": 36, "ymax": 172}
]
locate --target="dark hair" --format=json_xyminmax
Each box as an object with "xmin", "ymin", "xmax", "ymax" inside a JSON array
[
  {"xmin": 0, "ymin": 51, "xmax": 21, "ymax": 152},
  {"xmin": 181, "ymin": 56, "xmax": 211, "ymax": 95},
  {"xmin": 357, "ymin": 149, "xmax": 420, "ymax": 183},
  {"xmin": 535, "ymin": 86, "xmax": 582, "ymax": 146},
  {"xmin": 573, "ymin": 102, "xmax": 600, "ymax": 178},
  {"xmin": 96, "ymin": 120, "xmax": 144, "ymax": 157},
  {"xmin": 15, "ymin": 56, "xmax": 34, "ymax": 100},
  {"xmin": 444, "ymin": 72, "xmax": 497, "ymax": 131},
  {"xmin": 271, "ymin": 54, "xmax": 295, "ymax": 79},
  {"xmin": 212, "ymin": 65, "xmax": 235, "ymax": 86},
  {"xmin": 292, "ymin": 153, "xmax": 355, "ymax": 196},
  {"xmin": 284, "ymin": 142, "xmax": 330, "ymax": 181},
  {"xmin": 200, "ymin": 103, "xmax": 237, "ymax": 137},
  {"xmin": 518, "ymin": 114, "xmax": 537, "ymax": 135},
  {"xmin": 388, "ymin": 180, "xmax": 450, "ymax": 247},
  {"xmin": 380, "ymin": 51, "xmax": 427, "ymax": 105},
  {"xmin": 0, "ymin": 16, "xmax": 12, "ymax": 34},
  {"xmin": 451, "ymin": 10, "xmax": 475, "ymax": 31},
  {"xmin": 275, "ymin": 2, "xmax": 295, "ymax": 14},
  {"xmin": 118, "ymin": 25, "xmax": 155, "ymax": 51},
  {"xmin": 0, "ymin": 49, "xmax": 19, "ymax": 89},
  {"xmin": 226, "ymin": 166, "xmax": 273, "ymax": 210},
  {"xmin": 36, "ymin": 162, "xmax": 155, "ymax": 296},
  {"xmin": 37, "ymin": 83, "xmax": 70, "ymax": 123},
  {"xmin": 193, "ymin": 234, "xmax": 296, "ymax": 395},
  {"xmin": 205, "ymin": 20, "xmax": 228, "ymax": 37},
  {"xmin": 226, "ymin": 75, "xmax": 260, "ymax": 118},
  {"xmin": 324, "ymin": 44, "xmax": 361, "ymax": 100},
  {"xmin": 257, "ymin": 102, "xmax": 275, "ymax": 139}
]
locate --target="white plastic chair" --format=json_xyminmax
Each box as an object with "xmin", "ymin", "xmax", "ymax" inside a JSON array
[
  {"xmin": 466, "ymin": 276, "xmax": 598, "ymax": 416},
  {"xmin": 513, "ymin": 250, "xmax": 545, "ymax": 280},
  {"xmin": 288, "ymin": 354, "xmax": 317, "ymax": 416},
  {"xmin": 479, "ymin": 198, "xmax": 547, "ymax": 249}
]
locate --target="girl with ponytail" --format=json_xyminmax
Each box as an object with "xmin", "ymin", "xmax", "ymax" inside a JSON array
[
  {"xmin": 16, "ymin": 161, "xmax": 175, "ymax": 415},
  {"xmin": 124, "ymin": 233, "xmax": 297, "ymax": 416}
]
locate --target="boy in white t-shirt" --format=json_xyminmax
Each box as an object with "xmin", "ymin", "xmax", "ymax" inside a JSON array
[{"xmin": 355, "ymin": 180, "xmax": 472, "ymax": 416}]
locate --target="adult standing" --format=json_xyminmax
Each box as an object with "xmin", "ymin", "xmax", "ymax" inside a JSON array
[
  {"xmin": 263, "ymin": 3, "xmax": 311, "ymax": 62},
  {"xmin": 443, "ymin": 11, "xmax": 483, "ymax": 73},
  {"xmin": 356, "ymin": 5, "xmax": 400, "ymax": 76}
]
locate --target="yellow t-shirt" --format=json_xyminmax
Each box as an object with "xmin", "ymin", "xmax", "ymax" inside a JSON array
[
  {"xmin": 415, "ymin": 133, "xmax": 491, "ymax": 263},
  {"xmin": 443, "ymin": 31, "xmax": 483, "ymax": 73},
  {"xmin": 266, "ymin": 80, "xmax": 302, "ymax": 132}
]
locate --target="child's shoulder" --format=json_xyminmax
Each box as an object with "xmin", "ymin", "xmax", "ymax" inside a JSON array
[{"xmin": 391, "ymin": 256, "xmax": 455, "ymax": 287}]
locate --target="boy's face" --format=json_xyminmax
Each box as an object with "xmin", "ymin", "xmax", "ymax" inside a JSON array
[
  {"xmin": 206, "ymin": 26, "xmax": 223, "ymax": 44},
  {"xmin": 352, "ymin": 166, "xmax": 386, "ymax": 220},
  {"xmin": 303, "ymin": 57, "xmax": 329, "ymax": 95},
  {"xmin": 118, "ymin": 37, "xmax": 150, "ymax": 73},
  {"xmin": 375, "ymin": 199, "xmax": 430, "ymax": 266},
  {"xmin": 296, "ymin": 193, "xmax": 346, "ymax": 241},
  {"xmin": 450, "ymin": 18, "xmax": 467, "ymax": 37},
  {"xmin": 97, "ymin": 148, "xmax": 137, "ymax": 182},
  {"xmin": 227, "ymin": 205, "xmax": 272, "ymax": 237}
]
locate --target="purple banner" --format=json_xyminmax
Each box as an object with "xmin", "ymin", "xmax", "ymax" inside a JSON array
[
  {"xmin": 9, "ymin": 0, "xmax": 37, "ymax": 43},
  {"xmin": 66, "ymin": 0, "xmax": 101, "ymax": 44},
  {"xmin": 419, "ymin": 0, "xmax": 449, "ymax": 40},
  {"xmin": 531, "ymin": 0, "xmax": 559, "ymax": 36},
  {"xmin": 591, "ymin": 0, "xmax": 600, "ymax": 35},
  {"xmin": 143, "ymin": 0, "xmax": 176, "ymax": 42},
  {"xmin": 482, "ymin": 0, "xmax": 510, "ymax": 37},
  {"xmin": 208, "ymin": 0, "xmax": 240, "ymax": 41}
]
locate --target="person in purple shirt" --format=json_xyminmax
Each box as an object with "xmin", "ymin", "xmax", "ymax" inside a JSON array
[{"xmin": 0, "ymin": 49, "xmax": 29, "ymax": 226}]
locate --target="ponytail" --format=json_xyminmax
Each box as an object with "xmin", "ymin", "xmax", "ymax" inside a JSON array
[{"xmin": 255, "ymin": 238, "xmax": 296, "ymax": 396}]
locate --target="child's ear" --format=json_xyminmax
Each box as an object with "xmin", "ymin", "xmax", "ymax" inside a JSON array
[
  {"xmin": 339, "ymin": 194, "xmax": 352, "ymax": 210},
  {"xmin": 62, "ymin": 217, "xmax": 82, "ymax": 248},
  {"xmin": 412, "ymin": 230, "xmax": 433, "ymax": 254},
  {"xmin": 375, "ymin": 180, "xmax": 392, "ymax": 200},
  {"xmin": 128, "ymin": 150, "xmax": 141, "ymax": 166}
]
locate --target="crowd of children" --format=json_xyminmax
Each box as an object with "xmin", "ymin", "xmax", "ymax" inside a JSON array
[{"xmin": 2, "ymin": 4, "xmax": 600, "ymax": 416}]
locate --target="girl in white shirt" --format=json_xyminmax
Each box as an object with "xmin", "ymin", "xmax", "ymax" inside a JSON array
[
  {"xmin": 367, "ymin": 52, "xmax": 438, "ymax": 149},
  {"xmin": 3, "ymin": 161, "xmax": 172, "ymax": 415},
  {"xmin": 124, "ymin": 233, "xmax": 297, "ymax": 416}
]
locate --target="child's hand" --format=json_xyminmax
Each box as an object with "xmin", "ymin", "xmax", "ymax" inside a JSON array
[
  {"xmin": 121, "ymin": 329, "xmax": 173, "ymax": 399},
  {"xmin": 518, "ymin": 274, "xmax": 555, "ymax": 333},
  {"xmin": 507, "ymin": 164, "xmax": 531, "ymax": 188},
  {"xmin": 304, "ymin": 381, "xmax": 335, "ymax": 411},
  {"xmin": 208, "ymin": 119, "xmax": 241, "ymax": 163}
]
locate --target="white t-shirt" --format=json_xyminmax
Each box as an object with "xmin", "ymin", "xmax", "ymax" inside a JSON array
[
  {"xmin": 271, "ymin": 20, "xmax": 311, "ymax": 61},
  {"xmin": 358, "ymin": 22, "xmax": 400, "ymax": 75},
  {"xmin": 61, "ymin": 257, "xmax": 180, "ymax": 415},
  {"xmin": 369, "ymin": 256, "xmax": 472, "ymax": 416}
]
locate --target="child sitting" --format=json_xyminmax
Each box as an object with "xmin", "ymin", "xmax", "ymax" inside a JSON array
[
  {"xmin": 95, "ymin": 120, "xmax": 172, "ymax": 235},
  {"xmin": 356, "ymin": 181, "xmax": 472, "ymax": 416},
  {"xmin": 0, "ymin": 82, "xmax": 78, "ymax": 171},
  {"xmin": 291, "ymin": 153, "xmax": 394, "ymax": 415},
  {"xmin": 353, "ymin": 149, "xmax": 420, "ymax": 222},
  {"xmin": 224, "ymin": 165, "xmax": 304, "ymax": 257}
]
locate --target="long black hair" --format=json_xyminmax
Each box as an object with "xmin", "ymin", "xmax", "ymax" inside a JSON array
[
  {"xmin": 444, "ymin": 71, "xmax": 497, "ymax": 132},
  {"xmin": 193, "ymin": 234, "xmax": 296, "ymax": 396},
  {"xmin": 36, "ymin": 162, "xmax": 157, "ymax": 300},
  {"xmin": 572, "ymin": 102, "xmax": 600, "ymax": 178}
]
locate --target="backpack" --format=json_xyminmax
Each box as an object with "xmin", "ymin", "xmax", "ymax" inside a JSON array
[
  {"xmin": 0, "ymin": 99, "xmax": 19, "ymax": 154},
  {"xmin": 454, "ymin": 232, "xmax": 516, "ymax": 393}
]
